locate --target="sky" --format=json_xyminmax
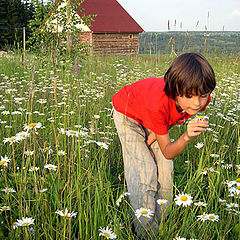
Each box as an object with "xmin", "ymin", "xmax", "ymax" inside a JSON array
[{"xmin": 117, "ymin": 0, "xmax": 240, "ymax": 32}]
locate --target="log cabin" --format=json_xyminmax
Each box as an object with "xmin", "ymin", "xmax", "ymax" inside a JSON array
[{"xmin": 77, "ymin": 0, "xmax": 144, "ymax": 55}]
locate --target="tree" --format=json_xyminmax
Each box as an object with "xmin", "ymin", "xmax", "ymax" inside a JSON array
[
  {"xmin": 0, "ymin": 0, "xmax": 33, "ymax": 48},
  {"xmin": 27, "ymin": 0, "xmax": 95, "ymax": 56},
  {"xmin": 0, "ymin": 0, "xmax": 10, "ymax": 46}
]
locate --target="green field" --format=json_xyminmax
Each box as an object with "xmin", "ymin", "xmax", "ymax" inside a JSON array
[{"xmin": 0, "ymin": 52, "xmax": 239, "ymax": 239}]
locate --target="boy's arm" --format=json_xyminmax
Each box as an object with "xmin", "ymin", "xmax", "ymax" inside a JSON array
[{"xmin": 155, "ymin": 119, "xmax": 208, "ymax": 160}]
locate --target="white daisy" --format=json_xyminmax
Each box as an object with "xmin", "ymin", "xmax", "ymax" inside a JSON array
[
  {"xmin": 24, "ymin": 150, "xmax": 34, "ymax": 156},
  {"xmin": 2, "ymin": 187, "xmax": 16, "ymax": 193},
  {"xmin": 194, "ymin": 142, "xmax": 204, "ymax": 149},
  {"xmin": 96, "ymin": 142, "xmax": 109, "ymax": 150},
  {"xmin": 157, "ymin": 199, "xmax": 168, "ymax": 205},
  {"xmin": 24, "ymin": 122, "xmax": 42, "ymax": 131},
  {"xmin": 196, "ymin": 115, "xmax": 207, "ymax": 121},
  {"xmin": 174, "ymin": 193, "xmax": 193, "ymax": 207},
  {"xmin": 3, "ymin": 136, "xmax": 21, "ymax": 145},
  {"xmin": 55, "ymin": 208, "xmax": 77, "ymax": 218},
  {"xmin": 16, "ymin": 217, "xmax": 34, "ymax": 227},
  {"xmin": 0, "ymin": 155, "xmax": 11, "ymax": 166},
  {"xmin": 37, "ymin": 99, "xmax": 47, "ymax": 104},
  {"xmin": 226, "ymin": 203, "xmax": 239, "ymax": 208},
  {"xmin": 207, "ymin": 214, "xmax": 219, "ymax": 222},
  {"xmin": 43, "ymin": 146, "xmax": 53, "ymax": 154},
  {"xmin": 194, "ymin": 201, "xmax": 207, "ymax": 207},
  {"xmin": 29, "ymin": 167, "xmax": 39, "ymax": 172},
  {"xmin": 229, "ymin": 186, "xmax": 240, "ymax": 195},
  {"xmin": 2, "ymin": 110, "xmax": 10, "ymax": 115},
  {"xmin": 58, "ymin": 150, "xmax": 66, "ymax": 156},
  {"xmin": 229, "ymin": 192, "xmax": 240, "ymax": 198},
  {"xmin": 44, "ymin": 164, "xmax": 57, "ymax": 171},
  {"xmin": 200, "ymin": 167, "xmax": 209, "ymax": 175},
  {"xmin": 58, "ymin": 128, "xmax": 65, "ymax": 134},
  {"xmin": 135, "ymin": 208, "xmax": 154, "ymax": 219},
  {"xmin": 15, "ymin": 131, "xmax": 30, "ymax": 140},
  {"xmin": 197, "ymin": 213, "xmax": 208, "ymax": 222},
  {"xmin": 0, "ymin": 206, "xmax": 10, "ymax": 211},
  {"xmin": 66, "ymin": 130, "xmax": 78, "ymax": 137},
  {"xmin": 116, "ymin": 192, "xmax": 130, "ymax": 206},
  {"xmin": 93, "ymin": 115, "xmax": 100, "ymax": 119},
  {"xmin": 99, "ymin": 226, "xmax": 117, "ymax": 239}
]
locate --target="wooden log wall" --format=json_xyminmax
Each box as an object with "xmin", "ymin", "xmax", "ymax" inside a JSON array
[
  {"xmin": 92, "ymin": 33, "xmax": 139, "ymax": 55},
  {"xmin": 78, "ymin": 32, "xmax": 92, "ymax": 45}
]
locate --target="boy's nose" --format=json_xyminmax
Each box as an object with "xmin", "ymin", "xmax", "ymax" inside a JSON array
[{"xmin": 193, "ymin": 96, "xmax": 201, "ymax": 106}]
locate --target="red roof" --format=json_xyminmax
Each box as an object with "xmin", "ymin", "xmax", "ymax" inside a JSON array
[{"xmin": 78, "ymin": 0, "xmax": 144, "ymax": 33}]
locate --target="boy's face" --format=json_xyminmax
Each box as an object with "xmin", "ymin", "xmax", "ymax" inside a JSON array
[{"xmin": 175, "ymin": 93, "xmax": 209, "ymax": 115}]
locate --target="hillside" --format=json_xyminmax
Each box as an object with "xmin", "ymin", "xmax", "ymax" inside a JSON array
[{"xmin": 139, "ymin": 31, "xmax": 240, "ymax": 55}]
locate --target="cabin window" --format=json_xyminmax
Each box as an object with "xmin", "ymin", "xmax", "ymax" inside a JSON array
[{"xmin": 129, "ymin": 34, "xmax": 133, "ymax": 39}]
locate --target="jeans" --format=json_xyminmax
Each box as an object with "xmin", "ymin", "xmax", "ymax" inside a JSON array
[{"xmin": 113, "ymin": 108, "xmax": 173, "ymax": 238}]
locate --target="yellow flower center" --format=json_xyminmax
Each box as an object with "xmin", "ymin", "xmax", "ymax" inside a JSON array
[
  {"xmin": 141, "ymin": 210, "xmax": 148, "ymax": 214},
  {"xmin": 209, "ymin": 216, "xmax": 215, "ymax": 219},
  {"xmin": 60, "ymin": 153, "xmax": 64, "ymax": 156},
  {"xmin": 236, "ymin": 178, "xmax": 240, "ymax": 182},
  {"xmin": 9, "ymin": 138, "xmax": 15, "ymax": 142},
  {"xmin": 22, "ymin": 223, "xmax": 29, "ymax": 226},
  {"xmin": 45, "ymin": 147, "xmax": 50, "ymax": 150},
  {"xmin": 236, "ymin": 186, "xmax": 240, "ymax": 190},
  {"xmin": 180, "ymin": 196, "xmax": 188, "ymax": 201},
  {"xmin": 203, "ymin": 167, "xmax": 208, "ymax": 172},
  {"xmin": 0, "ymin": 160, "xmax": 6, "ymax": 165},
  {"xmin": 28, "ymin": 123, "xmax": 37, "ymax": 128},
  {"xmin": 26, "ymin": 152, "xmax": 31, "ymax": 155},
  {"xmin": 2, "ymin": 206, "xmax": 8, "ymax": 210},
  {"xmin": 70, "ymin": 131, "xmax": 75, "ymax": 134},
  {"xmin": 104, "ymin": 233, "xmax": 110, "ymax": 238}
]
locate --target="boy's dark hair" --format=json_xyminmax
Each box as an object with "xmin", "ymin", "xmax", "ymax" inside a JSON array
[{"xmin": 164, "ymin": 53, "xmax": 216, "ymax": 99}]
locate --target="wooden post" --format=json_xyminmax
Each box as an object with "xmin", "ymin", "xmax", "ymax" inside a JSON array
[
  {"xmin": 23, "ymin": 27, "xmax": 25, "ymax": 52},
  {"xmin": 66, "ymin": 0, "xmax": 71, "ymax": 55},
  {"xmin": 21, "ymin": 27, "xmax": 26, "ymax": 65}
]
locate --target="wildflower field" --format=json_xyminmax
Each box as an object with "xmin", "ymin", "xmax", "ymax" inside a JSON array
[{"xmin": 0, "ymin": 52, "xmax": 239, "ymax": 240}]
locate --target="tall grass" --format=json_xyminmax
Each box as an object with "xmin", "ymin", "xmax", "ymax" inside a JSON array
[{"xmin": 0, "ymin": 52, "xmax": 239, "ymax": 239}]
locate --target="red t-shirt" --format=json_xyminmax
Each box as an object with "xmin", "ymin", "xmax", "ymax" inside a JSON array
[{"xmin": 112, "ymin": 77, "xmax": 210, "ymax": 135}]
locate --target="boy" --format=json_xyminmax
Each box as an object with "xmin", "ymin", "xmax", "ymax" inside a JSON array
[{"xmin": 112, "ymin": 53, "xmax": 216, "ymax": 237}]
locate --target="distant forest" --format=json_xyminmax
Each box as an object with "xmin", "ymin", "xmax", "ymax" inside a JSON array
[{"xmin": 139, "ymin": 31, "xmax": 240, "ymax": 56}]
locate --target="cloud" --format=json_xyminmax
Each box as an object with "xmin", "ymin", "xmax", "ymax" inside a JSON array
[{"xmin": 232, "ymin": 9, "xmax": 240, "ymax": 16}]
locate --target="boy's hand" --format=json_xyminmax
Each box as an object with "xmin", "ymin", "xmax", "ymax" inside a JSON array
[{"xmin": 184, "ymin": 119, "xmax": 209, "ymax": 141}]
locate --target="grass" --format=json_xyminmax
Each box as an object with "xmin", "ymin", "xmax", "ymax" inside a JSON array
[{"xmin": 0, "ymin": 52, "xmax": 239, "ymax": 239}]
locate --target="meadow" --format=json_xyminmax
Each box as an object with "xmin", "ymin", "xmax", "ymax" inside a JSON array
[{"xmin": 0, "ymin": 52, "xmax": 239, "ymax": 239}]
